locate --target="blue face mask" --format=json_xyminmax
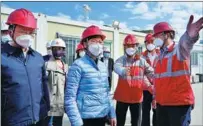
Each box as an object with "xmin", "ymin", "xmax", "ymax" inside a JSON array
[
  {"xmin": 103, "ymin": 52, "xmax": 110, "ymax": 58},
  {"xmin": 52, "ymin": 50, "xmax": 65, "ymax": 59},
  {"xmin": 1, "ymin": 35, "xmax": 12, "ymax": 43}
]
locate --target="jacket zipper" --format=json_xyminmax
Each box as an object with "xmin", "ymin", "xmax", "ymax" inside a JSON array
[
  {"xmin": 158, "ymin": 51, "xmax": 167, "ymax": 103},
  {"xmin": 159, "ymin": 51, "xmax": 165, "ymax": 78},
  {"xmin": 24, "ymin": 55, "xmax": 35, "ymax": 124}
]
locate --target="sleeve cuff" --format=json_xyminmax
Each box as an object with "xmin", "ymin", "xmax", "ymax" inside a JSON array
[
  {"xmin": 186, "ymin": 31, "xmax": 200, "ymax": 44},
  {"xmin": 121, "ymin": 68, "xmax": 126, "ymax": 77},
  {"xmin": 72, "ymin": 119, "xmax": 83, "ymax": 126},
  {"xmin": 108, "ymin": 106, "xmax": 116, "ymax": 119}
]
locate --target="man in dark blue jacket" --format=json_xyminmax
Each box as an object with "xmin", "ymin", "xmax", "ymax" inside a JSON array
[
  {"xmin": 43, "ymin": 40, "xmax": 53, "ymax": 62},
  {"xmin": 101, "ymin": 47, "xmax": 114, "ymax": 91},
  {"xmin": 1, "ymin": 8, "xmax": 50, "ymax": 126}
]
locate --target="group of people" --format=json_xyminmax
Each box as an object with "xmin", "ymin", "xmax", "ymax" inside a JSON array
[{"xmin": 1, "ymin": 8, "xmax": 203, "ymax": 126}]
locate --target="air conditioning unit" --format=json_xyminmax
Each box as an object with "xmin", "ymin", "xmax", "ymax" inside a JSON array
[
  {"xmin": 193, "ymin": 75, "xmax": 200, "ymax": 83},
  {"xmin": 196, "ymin": 73, "xmax": 203, "ymax": 82}
]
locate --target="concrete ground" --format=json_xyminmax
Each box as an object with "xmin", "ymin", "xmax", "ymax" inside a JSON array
[{"xmin": 62, "ymin": 83, "xmax": 203, "ymax": 126}]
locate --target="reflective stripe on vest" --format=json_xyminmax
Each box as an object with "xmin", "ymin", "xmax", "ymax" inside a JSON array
[
  {"xmin": 122, "ymin": 56, "xmax": 144, "ymax": 80},
  {"xmin": 155, "ymin": 46, "xmax": 190, "ymax": 78},
  {"xmin": 123, "ymin": 76, "xmax": 144, "ymax": 80},
  {"xmin": 154, "ymin": 70, "xmax": 190, "ymax": 78}
]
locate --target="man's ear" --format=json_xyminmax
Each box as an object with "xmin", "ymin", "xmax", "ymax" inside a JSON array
[
  {"xmin": 9, "ymin": 30, "xmax": 15, "ymax": 40},
  {"xmin": 8, "ymin": 25, "xmax": 16, "ymax": 39}
]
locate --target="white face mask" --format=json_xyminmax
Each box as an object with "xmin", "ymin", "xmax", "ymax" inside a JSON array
[
  {"xmin": 154, "ymin": 38, "xmax": 164, "ymax": 48},
  {"xmin": 1, "ymin": 34, "xmax": 12, "ymax": 43},
  {"xmin": 147, "ymin": 44, "xmax": 156, "ymax": 51},
  {"xmin": 79, "ymin": 51, "xmax": 85, "ymax": 57},
  {"xmin": 47, "ymin": 49, "xmax": 52, "ymax": 55},
  {"xmin": 88, "ymin": 43, "xmax": 103, "ymax": 57},
  {"xmin": 99, "ymin": 53, "xmax": 103, "ymax": 58},
  {"xmin": 16, "ymin": 35, "xmax": 34, "ymax": 48},
  {"xmin": 126, "ymin": 47, "xmax": 137, "ymax": 56}
]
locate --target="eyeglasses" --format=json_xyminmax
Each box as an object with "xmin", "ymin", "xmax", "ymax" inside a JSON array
[
  {"xmin": 17, "ymin": 30, "xmax": 36, "ymax": 36},
  {"xmin": 124, "ymin": 43, "xmax": 139, "ymax": 48},
  {"xmin": 89, "ymin": 40, "xmax": 104, "ymax": 44},
  {"xmin": 52, "ymin": 47, "xmax": 65, "ymax": 51},
  {"xmin": 154, "ymin": 32, "xmax": 164, "ymax": 38},
  {"xmin": 145, "ymin": 40, "xmax": 154, "ymax": 44},
  {"xmin": 125, "ymin": 44, "xmax": 137, "ymax": 48}
]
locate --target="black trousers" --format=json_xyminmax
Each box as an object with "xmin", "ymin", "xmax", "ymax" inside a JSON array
[
  {"xmin": 47, "ymin": 116, "xmax": 63, "ymax": 126},
  {"xmin": 116, "ymin": 101, "xmax": 142, "ymax": 126},
  {"xmin": 156, "ymin": 104, "xmax": 192, "ymax": 126},
  {"xmin": 141, "ymin": 91, "xmax": 157, "ymax": 126},
  {"xmin": 108, "ymin": 77, "xmax": 112, "ymax": 90},
  {"xmin": 83, "ymin": 117, "xmax": 106, "ymax": 126},
  {"xmin": 30, "ymin": 117, "xmax": 49, "ymax": 126}
]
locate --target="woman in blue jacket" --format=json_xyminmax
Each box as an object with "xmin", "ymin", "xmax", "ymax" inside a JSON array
[{"xmin": 64, "ymin": 25, "xmax": 116, "ymax": 126}]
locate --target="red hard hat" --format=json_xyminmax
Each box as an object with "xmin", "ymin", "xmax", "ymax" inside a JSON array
[
  {"xmin": 123, "ymin": 34, "xmax": 139, "ymax": 45},
  {"xmin": 6, "ymin": 8, "xmax": 37, "ymax": 29},
  {"xmin": 76, "ymin": 43, "xmax": 85, "ymax": 52},
  {"xmin": 153, "ymin": 22, "xmax": 174, "ymax": 37},
  {"xmin": 144, "ymin": 33, "xmax": 154, "ymax": 43},
  {"xmin": 81, "ymin": 25, "xmax": 106, "ymax": 43}
]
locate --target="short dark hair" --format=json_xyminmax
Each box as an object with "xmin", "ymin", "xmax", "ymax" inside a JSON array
[
  {"xmin": 76, "ymin": 52, "xmax": 80, "ymax": 59},
  {"xmin": 164, "ymin": 31, "xmax": 175, "ymax": 40},
  {"xmin": 8, "ymin": 25, "xmax": 16, "ymax": 31},
  {"xmin": 84, "ymin": 35, "xmax": 102, "ymax": 43}
]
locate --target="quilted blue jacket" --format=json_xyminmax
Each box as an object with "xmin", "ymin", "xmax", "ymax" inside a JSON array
[
  {"xmin": 65, "ymin": 54, "xmax": 116, "ymax": 126},
  {"xmin": 1, "ymin": 43, "xmax": 50, "ymax": 126}
]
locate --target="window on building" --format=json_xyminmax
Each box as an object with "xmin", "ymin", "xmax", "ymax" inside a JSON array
[
  {"xmin": 200, "ymin": 40, "xmax": 203, "ymax": 44},
  {"xmin": 138, "ymin": 46, "xmax": 143, "ymax": 53},
  {"xmin": 138, "ymin": 44, "xmax": 144, "ymax": 53},
  {"xmin": 58, "ymin": 33, "xmax": 112, "ymax": 66},
  {"xmin": 104, "ymin": 40, "xmax": 112, "ymax": 57},
  {"xmin": 191, "ymin": 52, "xmax": 198, "ymax": 66}
]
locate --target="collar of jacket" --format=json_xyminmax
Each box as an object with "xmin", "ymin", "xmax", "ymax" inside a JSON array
[
  {"xmin": 84, "ymin": 54, "xmax": 99, "ymax": 69},
  {"xmin": 161, "ymin": 42, "xmax": 175, "ymax": 53},
  {"xmin": 155, "ymin": 49, "xmax": 160, "ymax": 54},
  {"xmin": 2, "ymin": 42, "xmax": 34, "ymax": 56},
  {"xmin": 85, "ymin": 51, "xmax": 99, "ymax": 63},
  {"xmin": 143, "ymin": 49, "xmax": 160, "ymax": 57},
  {"xmin": 49, "ymin": 56, "xmax": 65, "ymax": 62},
  {"xmin": 125, "ymin": 54, "xmax": 140, "ymax": 61},
  {"xmin": 134, "ymin": 54, "xmax": 140, "ymax": 60},
  {"xmin": 142, "ymin": 50, "xmax": 148, "ymax": 57}
]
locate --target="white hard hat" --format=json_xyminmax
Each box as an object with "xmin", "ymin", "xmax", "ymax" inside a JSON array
[
  {"xmin": 46, "ymin": 40, "xmax": 53, "ymax": 48},
  {"xmin": 1, "ymin": 21, "xmax": 9, "ymax": 31},
  {"xmin": 103, "ymin": 46, "xmax": 110, "ymax": 52},
  {"xmin": 51, "ymin": 38, "xmax": 66, "ymax": 48}
]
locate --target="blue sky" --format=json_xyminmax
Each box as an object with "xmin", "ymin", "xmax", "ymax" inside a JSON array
[{"xmin": 1, "ymin": 1, "xmax": 203, "ymax": 39}]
